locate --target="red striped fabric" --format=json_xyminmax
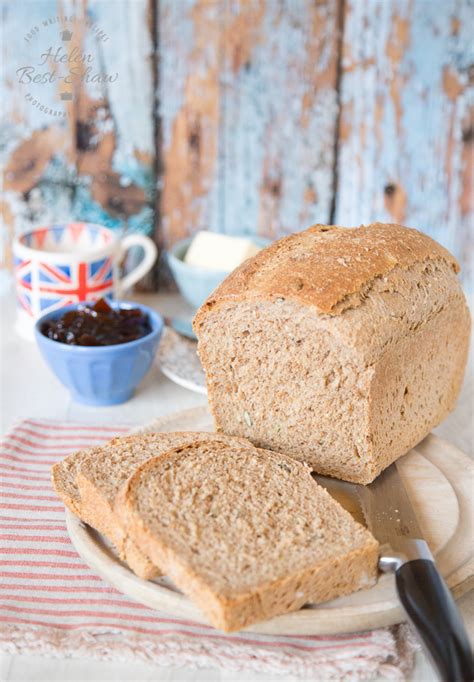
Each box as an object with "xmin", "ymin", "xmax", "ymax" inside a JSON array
[{"xmin": 0, "ymin": 420, "xmax": 408, "ymax": 677}]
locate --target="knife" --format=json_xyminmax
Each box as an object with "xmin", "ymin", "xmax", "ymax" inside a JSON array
[{"xmin": 355, "ymin": 461, "xmax": 473, "ymax": 682}]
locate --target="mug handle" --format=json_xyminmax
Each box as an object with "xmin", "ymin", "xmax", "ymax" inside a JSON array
[{"xmin": 116, "ymin": 234, "xmax": 158, "ymax": 296}]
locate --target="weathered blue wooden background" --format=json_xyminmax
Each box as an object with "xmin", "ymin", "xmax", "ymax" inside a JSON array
[{"xmin": 1, "ymin": 0, "xmax": 472, "ymax": 288}]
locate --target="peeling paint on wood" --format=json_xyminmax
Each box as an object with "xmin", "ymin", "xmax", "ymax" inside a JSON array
[
  {"xmin": 1, "ymin": 0, "xmax": 472, "ymax": 291},
  {"xmin": 221, "ymin": 0, "xmax": 342, "ymax": 238},
  {"xmin": 4, "ymin": 128, "xmax": 69, "ymax": 194},
  {"xmin": 0, "ymin": 0, "xmax": 155, "ymax": 282},
  {"xmin": 157, "ymin": 0, "xmax": 342, "ymax": 247},
  {"xmin": 158, "ymin": 0, "xmax": 221, "ymax": 246},
  {"xmin": 335, "ymin": 0, "xmax": 474, "ymax": 286}
]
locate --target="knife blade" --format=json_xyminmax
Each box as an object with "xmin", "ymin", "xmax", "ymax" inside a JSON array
[
  {"xmin": 355, "ymin": 460, "xmax": 473, "ymax": 682},
  {"xmin": 355, "ymin": 460, "xmax": 428, "ymax": 562}
]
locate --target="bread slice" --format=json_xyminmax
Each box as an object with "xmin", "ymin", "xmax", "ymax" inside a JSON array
[
  {"xmin": 52, "ymin": 448, "xmax": 91, "ymax": 518},
  {"xmin": 52, "ymin": 432, "xmax": 257, "ymax": 579},
  {"xmin": 117, "ymin": 440, "xmax": 379, "ymax": 632}
]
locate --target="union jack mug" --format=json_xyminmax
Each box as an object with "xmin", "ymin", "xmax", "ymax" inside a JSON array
[{"xmin": 13, "ymin": 222, "xmax": 157, "ymax": 339}]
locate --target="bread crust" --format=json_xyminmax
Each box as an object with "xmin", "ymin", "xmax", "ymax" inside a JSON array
[
  {"xmin": 123, "ymin": 519, "xmax": 378, "ymax": 632},
  {"xmin": 366, "ymin": 295, "xmax": 471, "ymax": 482},
  {"xmin": 75, "ymin": 471, "xmax": 160, "ymax": 580},
  {"xmin": 51, "ymin": 448, "xmax": 96, "ymax": 517},
  {"xmin": 193, "ymin": 223, "xmax": 459, "ymax": 328}
]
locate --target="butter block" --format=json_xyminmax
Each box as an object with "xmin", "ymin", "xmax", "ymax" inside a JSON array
[{"xmin": 184, "ymin": 231, "xmax": 261, "ymax": 272}]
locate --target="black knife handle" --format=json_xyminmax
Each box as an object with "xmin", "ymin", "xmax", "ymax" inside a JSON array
[{"xmin": 396, "ymin": 559, "xmax": 473, "ymax": 682}]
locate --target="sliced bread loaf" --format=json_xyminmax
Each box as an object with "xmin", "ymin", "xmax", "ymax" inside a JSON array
[
  {"xmin": 117, "ymin": 440, "xmax": 379, "ymax": 632},
  {"xmin": 194, "ymin": 223, "xmax": 470, "ymax": 484},
  {"xmin": 52, "ymin": 432, "xmax": 257, "ymax": 579}
]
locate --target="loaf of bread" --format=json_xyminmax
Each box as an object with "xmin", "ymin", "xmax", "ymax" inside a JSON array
[
  {"xmin": 194, "ymin": 223, "xmax": 471, "ymax": 484},
  {"xmin": 117, "ymin": 440, "xmax": 379, "ymax": 632},
  {"xmin": 52, "ymin": 431, "xmax": 257, "ymax": 579}
]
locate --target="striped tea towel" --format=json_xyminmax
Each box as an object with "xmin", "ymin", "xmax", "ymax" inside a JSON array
[{"xmin": 0, "ymin": 420, "xmax": 416, "ymax": 680}]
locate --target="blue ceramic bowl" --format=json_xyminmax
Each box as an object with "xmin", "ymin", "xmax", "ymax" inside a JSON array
[
  {"xmin": 167, "ymin": 235, "xmax": 271, "ymax": 309},
  {"xmin": 34, "ymin": 301, "xmax": 164, "ymax": 406}
]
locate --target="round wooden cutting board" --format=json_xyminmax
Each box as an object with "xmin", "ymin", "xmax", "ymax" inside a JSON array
[{"xmin": 66, "ymin": 406, "xmax": 474, "ymax": 636}]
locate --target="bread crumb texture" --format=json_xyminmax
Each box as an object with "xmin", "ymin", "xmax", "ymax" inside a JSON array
[
  {"xmin": 120, "ymin": 441, "xmax": 379, "ymax": 632},
  {"xmin": 52, "ymin": 432, "xmax": 257, "ymax": 579}
]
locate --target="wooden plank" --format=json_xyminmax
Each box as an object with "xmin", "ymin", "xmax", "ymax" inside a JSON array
[
  {"xmin": 157, "ymin": 0, "xmax": 221, "ymax": 247},
  {"xmin": 1, "ymin": 0, "xmax": 155, "ymax": 277},
  {"xmin": 157, "ymin": 0, "xmax": 342, "ymax": 247},
  {"xmin": 3, "ymin": 0, "xmax": 472, "ymax": 290},
  {"xmin": 1, "ymin": 0, "xmax": 73, "ymax": 271},
  {"xmin": 335, "ymin": 0, "xmax": 474, "ymax": 287},
  {"xmin": 70, "ymin": 0, "xmax": 155, "ymax": 239},
  {"xmin": 220, "ymin": 0, "xmax": 342, "ymax": 238}
]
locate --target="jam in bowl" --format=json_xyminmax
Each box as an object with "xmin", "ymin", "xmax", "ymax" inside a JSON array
[
  {"xmin": 35, "ymin": 300, "xmax": 163, "ymax": 406},
  {"xmin": 40, "ymin": 297, "xmax": 152, "ymax": 346}
]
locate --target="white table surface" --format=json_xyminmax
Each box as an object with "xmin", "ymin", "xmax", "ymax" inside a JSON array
[{"xmin": 0, "ymin": 291, "xmax": 472, "ymax": 682}]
